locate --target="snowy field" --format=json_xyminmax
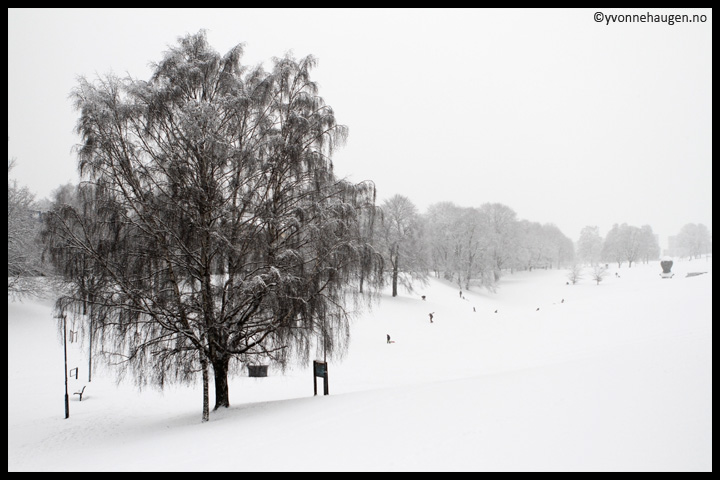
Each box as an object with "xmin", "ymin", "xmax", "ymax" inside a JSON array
[{"xmin": 8, "ymin": 259, "xmax": 712, "ymax": 472}]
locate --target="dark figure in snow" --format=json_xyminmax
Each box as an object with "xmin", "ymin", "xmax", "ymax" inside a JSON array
[
  {"xmin": 459, "ymin": 290, "xmax": 462, "ymax": 298},
  {"xmin": 473, "ymin": 306, "xmax": 476, "ymax": 312},
  {"xmin": 536, "ymin": 307, "xmax": 540, "ymax": 311},
  {"xmin": 387, "ymin": 334, "xmax": 391, "ymax": 344},
  {"xmin": 561, "ymin": 298, "xmax": 564, "ymax": 303},
  {"xmin": 421, "ymin": 295, "xmax": 426, "ymax": 301},
  {"xmin": 429, "ymin": 312, "xmax": 434, "ymax": 323}
]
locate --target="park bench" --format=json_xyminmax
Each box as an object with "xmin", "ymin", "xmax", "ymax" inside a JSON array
[{"xmin": 73, "ymin": 385, "xmax": 86, "ymax": 401}]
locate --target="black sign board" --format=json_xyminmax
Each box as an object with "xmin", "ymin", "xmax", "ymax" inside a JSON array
[
  {"xmin": 313, "ymin": 360, "xmax": 329, "ymax": 396},
  {"xmin": 248, "ymin": 365, "xmax": 268, "ymax": 377}
]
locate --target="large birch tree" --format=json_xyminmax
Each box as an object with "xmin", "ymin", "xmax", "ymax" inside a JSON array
[{"xmin": 43, "ymin": 31, "xmax": 383, "ymax": 421}]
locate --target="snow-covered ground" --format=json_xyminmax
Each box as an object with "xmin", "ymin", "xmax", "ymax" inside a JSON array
[{"xmin": 8, "ymin": 258, "xmax": 712, "ymax": 471}]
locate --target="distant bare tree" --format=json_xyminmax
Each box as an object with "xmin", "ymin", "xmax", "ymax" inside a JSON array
[
  {"xmin": 601, "ymin": 224, "xmax": 624, "ymax": 268},
  {"xmin": 454, "ymin": 207, "xmax": 493, "ymax": 291},
  {"xmin": 422, "ymin": 202, "xmax": 493, "ymax": 289},
  {"xmin": 376, "ymin": 194, "xmax": 427, "ymax": 297},
  {"xmin": 602, "ymin": 223, "xmax": 642, "ymax": 268},
  {"xmin": 675, "ymin": 223, "xmax": 712, "ymax": 260},
  {"xmin": 591, "ymin": 264, "xmax": 608, "ymax": 285},
  {"xmin": 620, "ymin": 224, "xmax": 643, "ymax": 268},
  {"xmin": 567, "ymin": 264, "xmax": 583, "ymax": 285},
  {"xmin": 638, "ymin": 225, "xmax": 661, "ymax": 264},
  {"xmin": 515, "ymin": 221, "xmax": 573, "ymax": 271},
  {"xmin": 515, "ymin": 220, "xmax": 543, "ymax": 270},
  {"xmin": 423, "ymin": 202, "xmax": 459, "ymax": 280},
  {"xmin": 8, "ymin": 159, "xmax": 45, "ymax": 298},
  {"xmin": 544, "ymin": 223, "xmax": 575, "ymax": 269},
  {"xmin": 576, "ymin": 226, "xmax": 603, "ymax": 265},
  {"xmin": 481, "ymin": 202, "xmax": 519, "ymax": 281}
]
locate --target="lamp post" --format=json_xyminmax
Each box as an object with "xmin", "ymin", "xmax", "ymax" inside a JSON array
[
  {"xmin": 61, "ymin": 313, "xmax": 69, "ymax": 419},
  {"xmin": 88, "ymin": 314, "xmax": 93, "ymax": 382}
]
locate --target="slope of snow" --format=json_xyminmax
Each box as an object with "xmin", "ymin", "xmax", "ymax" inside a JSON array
[{"xmin": 8, "ymin": 259, "xmax": 712, "ymax": 471}]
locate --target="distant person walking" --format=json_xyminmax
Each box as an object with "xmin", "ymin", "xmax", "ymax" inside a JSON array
[
  {"xmin": 387, "ymin": 334, "xmax": 391, "ymax": 344},
  {"xmin": 459, "ymin": 290, "xmax": 462, "ymax": 298},
  {"xmin": 429, "ymin": 312, "xmax": 434, "ymax": 323}
]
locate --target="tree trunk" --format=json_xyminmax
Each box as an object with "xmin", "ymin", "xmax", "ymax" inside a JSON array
[
  {"xmin": 212, "ymin": 357, "xmax": 230, "ymax": 410},
  {"xmin": 391, "ymin": 254, "xmax": 399, "ymax": 297},
  {"xmin": 201, "ymin": 354, "xmax": 210, "ymax": 422}
]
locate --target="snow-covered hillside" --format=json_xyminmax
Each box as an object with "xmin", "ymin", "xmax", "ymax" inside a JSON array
[{"xmin": 8, "ymin": 259, "xmax": 712, "ymax": 471}]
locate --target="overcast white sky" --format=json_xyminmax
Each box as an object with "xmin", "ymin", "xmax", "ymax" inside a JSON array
[{"xmin": 8, "ymin": 8, "xmax": 712, "ymax": 247}]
